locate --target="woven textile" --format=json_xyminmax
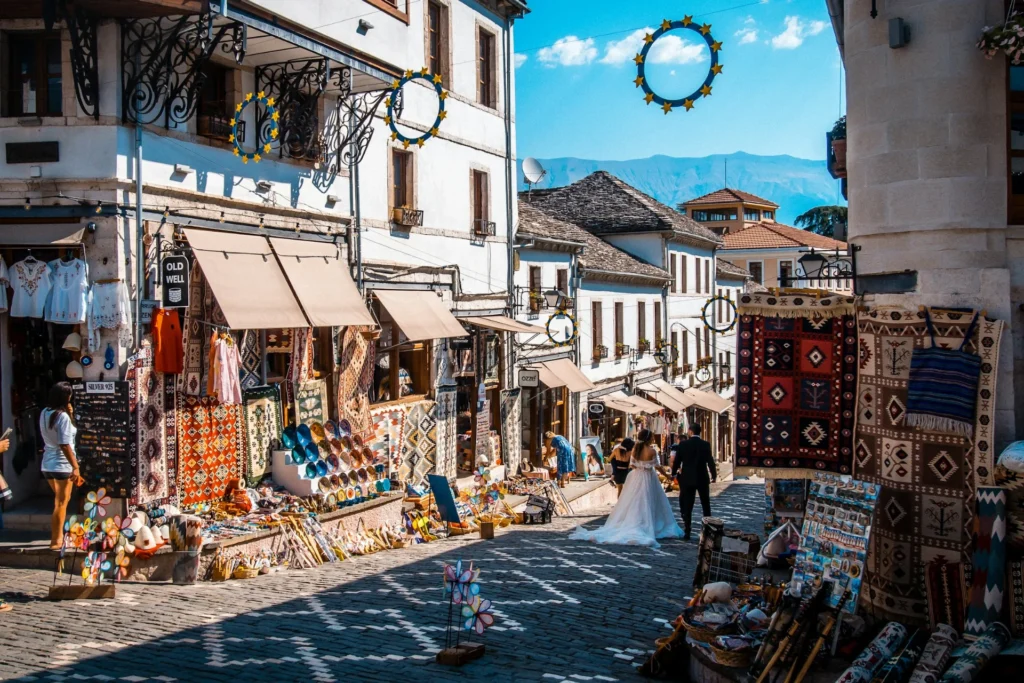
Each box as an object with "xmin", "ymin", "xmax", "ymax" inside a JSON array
[
  {"xmin": 337, "ymin": 326, "xmax": 375, "ymax": 442},
  {"xmin": 177, "ymin": 395, "xmax": 244, "ymax": 506},
  {"xmin": 908, "ymin": 623, "xmax": 958, "ymax": 683},
  {"xmin": 925, "ymin": 556, "xmax": 966, "ymax": 633},
  {"xmin": 434, "ymin": 387, "xmax": 458, "ymax": 479},
  {"xmin": 1009, "ymin": 560, "xmax": 1024, "ymax": 637},
  {"xmin": 398, "ymin": 399, "xmax": 438, "ymax": 485},
  {"xmin": 501, "ymin": 389, "xmax": 523, "ymax": 475},
  {"xmin": 965, "ymin": 487, "xmax": 1008, "ymax": 638},
  {"xmin": 242, "ymin": 385, "xmax": 282, "ymax": 487},
  {"xmin": 181, "ymin": 264, "xmax": 206, "ymax": 396},
  {"xmin": 734, "ymin": 293, "xmax": 858, "ymax": 478},
  {"xmin": 856, "ymin": 308, "xmax": 1003, "ymax": 624},
  {"xmin": 238, "ymin": 330, "xmax": 262, "ymax": 390},
  {"xmin": 369, "ymin": 404, "xmax": 406, "ymax": 473},
  {"xmin": 130, "ymin": 348, "xmax": 176, "ymax": 506},
  {"xmin": 293, "ymin": 379, "xmax": 328, "ymax": 427},
  {"xmin": 870, "ymin": 629, "xmax": 927, "ymax": 683},
  {"xmin": 905, "ymin": 311, "xmax": 982, "ymax": 437},
  {"xmin": 941, "ymin": 622, "xmax": 1010, "ymax": 682},
  {"xmin": 285, "ymin": 328, "xmax": 314, "ymax": 406},
  {"xmin": 836, "ymin": 622, "xmax": 907, "ymax": 683}
]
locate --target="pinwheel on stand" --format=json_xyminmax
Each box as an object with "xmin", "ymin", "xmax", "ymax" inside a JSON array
[{"xmin": 437, "ymin": 559, "xmax": 497, "ymax": 666}]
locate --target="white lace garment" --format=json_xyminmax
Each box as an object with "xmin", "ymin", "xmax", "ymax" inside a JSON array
[{"xmin": 87, "ymin": 281, "xmax": 133, "ymax": 351}]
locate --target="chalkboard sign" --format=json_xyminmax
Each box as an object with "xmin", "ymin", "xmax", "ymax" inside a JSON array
[{"xmin": 73, "ymin": 381, "xmax": 133, "ymax": 498}]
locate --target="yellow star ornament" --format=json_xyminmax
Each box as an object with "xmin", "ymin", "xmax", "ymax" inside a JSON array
[
  {"xmin": 700, "ymin": 23, "xmax": 712, "ymax": 35},
  {"xmin": 385, "ymin": 97, "xmax": 391, "ymax": 107},
  {"xmin": 700, "ymin": 84, "xmax": 713, "ymax": 97},
  {"xmin": 711, "ymin": 41, "xmax": 723, "ymax": 52},
  {"xmin": 404, "ymin": 70, "xmax": 414, "ymax": 79},
  {"xmin": 257, "ymin": 90, "xmax": 265, "ymax": 99},
  {"xmin": 662, "ymin": 102, "xmax": 673, "ymax": 114},
  {"xmin": 253, "ymin": 153, "xmax": 261, "ymax": 163},
  {"xmin": 241, "ymin": 155, "xmax": 249, "ymax": 164},
  {"xmin": 392, "ymin": 79, "xmax": 401, "ymax": 89},
  {"xmin": 271, "ymin": 128, "xmax": 279, "ymax": 139},
  {"xmin": 233, "ymin": 148, "xmax": 239, "ymax": 156},
  {"xmin": 227, "ymin": 133, "xmax": 234, "ymax": 143},
  {"xmin": 644, "ymin": 33, "xmax": 654, "ymax": 44},
  {"xmin": 430, "ymin": 127, "xmax": 439, "ymax": 136},
  {"xmin": 417, "ymin": 139, "xmax": 425, "ymax": 148},
  {"xmin": 683, "ymin": 99, "xmax": 695, "ymax": 111},
  {"xmin": 438, "ymin": 110, "xmax": 447, "ymax": 120},
  {"xmin": 661, "ymin": 19, "xmax": 672, "ymax": 31},
  {"xmin": 711, "ymin": 64, "xmax": 724, "ymax": 75},
  {"xmin": 235, "ymin": 103, "xmax": 242, "ymax": 113},
  {"xmin": 633, "ymin": 53, "xmax": 645, "ymax": 66},
  {"xmin": 384, "ymin": 115, "xmax": 392, "ymax": 125},
  {"xmin": 644, "ymin": 92, "xmax": 655, "ymax": 104},
  {"xmin": 439, "ymin": 90, "xmax": 448, "ymax": 100},
  {"xmin": 266, "ymin": 97, "xmax": 275, "ymax": 107},
  {"xmin": 271, "ymin": 111, "xmax": 280, "ymax": 122},
  {"xmin": 263, "ymin": 143, "xmax": 272, "ymax": 154},
  {"xmin": 245, "ymin": 92, "xmax": 253, "ymax": 102},
  {"xmin": 682, "ymin": 15, "xmax": 693, "ymax": 26},
  {"xmin": 402, "ymin": 140, "xmax": 410, "ymax": 149},
  {"xmin": 420, "ymin": 67, "xmax": 429, "ymax": 77},
  {"xmin": 433, "ymin": 74, "xmax": 443, "ymax": 85},
  {"xmin": 390, "ymin": 131, "xmax": 399, "ymax": 141},
  {"xmin": 634, "ymin": 75, "xmax": 645, "ymax": 88}
]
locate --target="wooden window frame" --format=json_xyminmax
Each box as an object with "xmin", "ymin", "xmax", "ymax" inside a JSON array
[
  {"xmin": 682, "ymin": 329, "xmax": 689, "ymax": 367},
  {"xmin": 3, "ymin": 32, "xmax": 63, "ymax": 117},
  {"xmin": 637, "ymin": 300, "xmax": 646, "ymax": 349},
  {"xmin": 779, "ymin": 259, "xmax": 794, "ymax": 286},
  {"xmin": 390, "ymin": 148, "xmax": 415, "ymax": 210},
  {"xmin": 694, "ymin": 257, "xmax": 701, "ymax": 294},
  {"xmin": 747, "ymin": 260, "xmax": 764, "ymax": 286},
  {"xmin": 681, "ymin": 254, "xmax": 688, "ymax": 293},
  {"xmin": 704, "ymin": 258, "xmax": 711, "ymax": 294},
  {"xmin": 528, "ymin": 265, "xmax": 542, "ymax": 313},
  {"xmin": 556, "ymin": 268, "xmax": 568, "ymax": 297},
  {"xmin": 477, "ymin": 25, "xmax": 497, "ymax": 109},
  {"xmin": 591, "ymin": 300, "xmax": 603, "ymax": 360},
  {"xmin": 670, "ymin": 254, "xmax": 677, "ymax": 293},
  {"xmin": 614, "ymin": 301, "xmax": 624, "ymax": 356},
  {"xmin": 717, "ymin": 288, "xmax": 722, "ymax": 321},
  {"xmin": 471, "ymin": 168, "xmax": 490, "ymax": 234},
  {"xmin": 363, "ymin": 0, "xmax": 411, "ymax": 24},
  {"xmin": 704, "ymin": 324, "xmax": 711, "ymax": 358},
  {"xmin": 425, "ymin": 0, "xmax": 451, "ymax": 83},
  {"xmin": 653, "ymin": 300, "xmax": 661, "ymax": 346}
]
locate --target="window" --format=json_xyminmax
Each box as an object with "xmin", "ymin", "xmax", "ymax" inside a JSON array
[
  {"xmin": 779, "ymin": 260, "xmax": 794, "ymax": 286},
  {"xmin": 764, "ymin": 211, "xmax": 774, "ymax": 220},
  {"xmin": 471, "ymin": 169, "xmax": 490, "ymax": 234},
  {"xmin": 477, "ymin": 27, "xmax": 496, "ymax": 108},
  {"xmin": 3, "ymin": 33, "xmax": 62, "ymax": 117},
  {"xmin": 744, "ymin": 209, "xmax": 760, "ymax": 221},
  {"xmin": 682, "ymin": 329, "xmax": 689, "ymax": 367},
  {"xmin": 529, "ymin": 265, "xmax": 541, "ymax": 313},
  {"xmin": 556, "ymin": 268, "xmax": 568, "ymax": 297},
  {"xmin": 673, "ymin": 330, "xmax": 681, "ymax": 371},
  {"xmin": 426, "ymin": 1, "xmax": 450, "ymax": 82},
  {"xmin": 653, "ymin": 301, "xmax": 661, "ymax": 344},
  {"xmin": 717, "ymin": 288, "xmax": 723, "ymax": 321},
  {"xmin": 392, "ymin": 149, "xmax": 414, "ymax": 209},
  {"xmin": 691, "ymin": 209, "xmax": 736, "ymax": 221},
  {"xmin": 694, "ymin": 327, "xmax": 701, "ymax": 362},
  {"xmin": 591, "ymin": 301, "xmax": 603, "ymax": 358},
  {"xmin": 704, "ymin": 258, "xmax": 711, "ymax": 294},
  {"xmin": 694, "ymin": 258, "xmax": 700, "ymax": 294},
  {"xmin": 196, "ymin": 61, "xmax": 234, "ymax": 140},
  {"xmin": 638, "ymin": 301, "xmax": 646, "ymax": 347},
  {"xmin": 748, "ymin": 261, "xmax": 764, "ymax": 285},
  {"xmin": 692, "ymin": 211, "xmax": 707, "ymax": 221},
  {"xmin": 670, "ymin": 255, "xmax": 677, "ymax": 293},
  {"xmin": 1010, "ymin": 66, "xmax": 1024, "ymax": 223},
  {"xmin": 614, "ymin": 302, "xmax": 624, "ymax": 355},
  {"xmin": 680, "ymin": 255, "xmax": 688, "ymax": 293}
]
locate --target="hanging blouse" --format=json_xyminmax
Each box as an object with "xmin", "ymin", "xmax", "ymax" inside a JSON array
[
  {"xmin": 87, "ymin": 281, "xmax": 133, "ymax": 351},
  {"xmin": 208, "ymin": 334, "xmax": 242, "ymax": 405},
  {"xmin": 9, "ymin": 258, "xmax": 52, "ymax": 318},
  {"xmin": 0, "ymin": 258, "xmax": 8, "ymax": 313},
  {"xmin": 46, "ymin": 259, "xmax": 90, "ymax": 324}
]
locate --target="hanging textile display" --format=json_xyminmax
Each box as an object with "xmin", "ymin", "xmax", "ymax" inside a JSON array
[
  {"xmin": 293, "ymin": 379, "xmax": 328, "ymax": 427},
  {"xmin": 734, "ymin": 293, "xmax": 858, "ymax": 478},
  {"xmin": 964, "ymin": 486, "xmax": 1008, "ymax": 638},
  {"xmin": 500, "ymin": 388, "xmax": 523, "ymax": 475},
  {"xmin": 177, "ymin": 395, "xmax": 244, "ymax": 506},
  {"xmin": 1009, "ymin": 559, "xmax": 1024, "ymax": 637},
  {"xmin": 855, "ymin": 307, "xmax": 1003, "ymax": 625},
  {"xmin": 129, "ymin": 348, "xmax": 175, "ymax": 506},
  {"xmin": 181, "ymin": 264, "xmax": 207, "ymax": 396},
  {"xmin": 207, "ymin": 333, "xmax": 243, "ymax": 405},
  {"xmin": 398, "ymin": 399, "xmax": 438, "ymax": 485},
  {"xmin": 925, "ymin": 555, "xmax": 967, "ymax": 633},
  {"xmin": 369, "ymin": 404, "xmax": 406, "ymax": 473},
  {"xmin": 434, "ymin": 386, "xmax": 459, "ymax": 479},
  {"xmin": 908, "ymin": 623, "xmax": 958, "ymax": 683},
  {"xmin": 940, "ymin": 622, "xmax": 1010, "ymax": 682},
  {"xmin": 285, "ymin": 328, "xmax": 315, "ymax": 406},
  {"xmin": 337, "ymin": 326, "xmax": 375, "ymax": 442},
  {"xmin": 238, "ymin": 330, "xmax": 262, "ymax": 390},
  {"xmin": 242, "ymin": 385, "xmax": 282, "ymax": 487},
  {"xmin": 87, "ymin": 280, "xmax": 133, "ymax": 351}
]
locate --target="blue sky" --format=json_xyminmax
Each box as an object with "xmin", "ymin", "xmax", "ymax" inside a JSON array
[{"xmin": 513, "ymin": 0, "xmax": 843, "ymax": 161}]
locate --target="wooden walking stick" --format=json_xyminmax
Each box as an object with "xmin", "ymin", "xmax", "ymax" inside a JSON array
[
  {"xmin": 791, "ymin": 589, "xmax": 851, "ymax": 683},
  {"xmin": 754, "ymin": 584, "xmax": 830, "ymax": 683}
]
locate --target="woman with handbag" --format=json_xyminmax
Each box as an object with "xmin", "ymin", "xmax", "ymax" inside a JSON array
[{"xmin": 39, "ymin": 382, "xmax": 81, "ymax": 550}]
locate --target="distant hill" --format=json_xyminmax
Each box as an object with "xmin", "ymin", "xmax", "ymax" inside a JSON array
[{"xmin": 517, "ymin": 152, "xmax": 843, "ymax": 225}]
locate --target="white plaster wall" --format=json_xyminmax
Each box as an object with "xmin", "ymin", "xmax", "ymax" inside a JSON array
[
  {"xmin": 603, "ymin": 233, "xmax": 665, "ymax": 268},
  {"xmin": 577, "ymin": 281, "xmax": 661, "ymax": 386}
]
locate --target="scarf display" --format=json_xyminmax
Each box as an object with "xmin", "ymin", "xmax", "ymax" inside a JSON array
[
  {"xmin": 964, "ymin": 487, "xmax": 1008, "ymax": 638},
  {"xmin": 434, "ymin": 386, "xmax": 458, "ymax": 479},
  {"xmin": 501, "ymin": 388, "xmax": 523, "ymax": 475},
  {"xmin": 734, "ymin": 292, "xmax": 858, "ymax": 478},
  {"xmin": 855, "ymin": 307, "xmax": 1003, "ymax": 625}
]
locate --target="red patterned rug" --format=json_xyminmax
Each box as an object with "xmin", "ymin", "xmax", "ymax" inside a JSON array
[
  {"xmin": 177, "ymin": 395, "xmax": 244, "ymax": 506},
  {"xmin": 734, "ymin": 293, "xmax": 858, "ymax": 478}
]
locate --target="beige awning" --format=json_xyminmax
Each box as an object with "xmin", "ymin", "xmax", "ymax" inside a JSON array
[
  {"xmin": 462, "ymin": 315, "xmax": 546, "ymax": 335},
  {"xmin": 599, "ymin": 391, "xmax": 662, "ymax": 415},
  {"xmin": 535, "ymin": 358, "xmax": 595, "ymax": 392},
  {"xmin": 0, "ymin": 224, "xmax": 84, "ymax": 245},
  {"xmin": 683, "ymin": 388, "xmax": 733, "ymax": 414},
  {"xmin": 374, "ymin": 289, "xmax": 468, "ymax": 342},
  {"xmin": 184, "ymin": 228, "xmax": 309, "ymax": 330},
  {"xmin": 269, "ymin": 237, "xmax": 375, "ymax": 328},
  {"xmin": 637, "ymin": 378, "xmax": 692, "ymax": 412}
]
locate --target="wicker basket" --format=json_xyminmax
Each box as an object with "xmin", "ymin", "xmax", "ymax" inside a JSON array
[
  {"xmin": 679, "ymin": 611, "xmax": 736, "ymax": 644},
  {"xmin": 232, "ymin": 566, "xmax": 260, "ymax": 580},
  {"xmin": 709, "ymin": 644, "xmax": 751, "ymax": 668}
]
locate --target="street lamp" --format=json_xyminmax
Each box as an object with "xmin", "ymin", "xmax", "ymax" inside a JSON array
[
  {"xmin": 797, "ymin": 250, "xmax": 828, "ymax": 278},
  {"xmin": 544, "ymin": 289, "xmax": 566, "ymax": 310}
]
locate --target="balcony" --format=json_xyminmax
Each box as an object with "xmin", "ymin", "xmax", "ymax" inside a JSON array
[
  {"xmin": 637, "ymin": 340, "xmax": 650, "ymax": 356},
  {"xmin": 391, "ymin": 207, "xmax": 424, "ymax": 228},
  {"xmin": 473, "ymin": 219, "xmax": 497, "ymax": 237},
  {"xmin": 592, "ymin": 345, "xmax": 609, "ymax": 361},
  {"xmin": 682, "ymin": 363, "xmax": 693, "ymax": 373},
  {"xmin": 615, "ymin": 343, "xmax": 631, "ymax": 359}
]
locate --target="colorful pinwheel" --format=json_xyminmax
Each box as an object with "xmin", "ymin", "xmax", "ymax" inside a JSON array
[
  {"xmin": 84, "ymin": 488, "xmax": 111, "ymax": 519},
  {"xmin": 82, "ymin": 551, "xmax": 109, "ymax": 584},
  {"xmin": 443, "ymin": 560, "xmax": 482, "ymax": 605},
  {"xmin": 114, "ymin": 548, "xmax": 131, "ymax": 580},
  {"xmin": 461, "ymin": 596, "xmax": 496, "ymax": 635}
]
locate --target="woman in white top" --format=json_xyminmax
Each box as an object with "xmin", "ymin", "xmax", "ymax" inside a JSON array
[{"xmin": 40, "ymin": 382, "xmax": 80, "ymax": 549}]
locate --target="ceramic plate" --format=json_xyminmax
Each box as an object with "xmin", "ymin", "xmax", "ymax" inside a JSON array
[
  {"xmin": 326, "ymin": 454, "xmax": 341, "ymax": 473},
  {"xmin": 310, "ymin": 422, "xmax": 326, "ymax": 443},
  {"xmin": 296, "ymin": 424, "xmax": 313, "ymax": 447},
  {"xmin": 304, "ymin": 463, "xmax": 318, "ymax": 479},
  {"xmin": 316, "ymin": 460, "xmax": 329, "ymax": 478},
  {"xmin": 304, "ymin": 443, "xmax": 320, "ymax": 464},
  {"xmin": 281, "ymin": 426, "xmax": 298, "ymax": 450}
]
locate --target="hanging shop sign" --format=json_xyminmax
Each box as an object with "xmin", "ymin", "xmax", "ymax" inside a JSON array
[
  {"xmin": 546, "ymin": 311, "xmax": 577, "ymax": 347},
  {"xmin": 139, "ymin": 299, "xmax": 159, "ymax": 325},
  {"xmin": 588, "ymin": 402, "xmax": 605, "ymax": 415},
  {"xmin": 161, "ymin": 254, "xmax": 190, "ymax": 308},
  {"xmin": 634, "ymin": 17, "xmax": 722, "ymax": 114},
  {"xmin": 385, "ymin": 68, "xmax": 447, "ymax": 149},
  {"xmin": 518, "ymin": 368, "xmax": 539, "ymax": 388}
]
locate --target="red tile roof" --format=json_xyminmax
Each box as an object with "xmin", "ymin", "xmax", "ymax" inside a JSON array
[
  {"xmin": 722, "ymin": 221, "xmax": 848, "ymax": 251},
  {"xmin": 684, "ymin": 188, "xmax": 779, "ymax": 209}
]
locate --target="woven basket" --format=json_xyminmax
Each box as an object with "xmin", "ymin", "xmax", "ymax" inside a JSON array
[
  {"xmin": 679, "ymin": 612, "xmax": 736, "ymax": 644},
  {"xmin": 232, "ymin": 566, "xmax": 260, "ymax": 580},
  {"xmin": 709, "ymin": 644, "xmax": 751, "ymax": 668}
]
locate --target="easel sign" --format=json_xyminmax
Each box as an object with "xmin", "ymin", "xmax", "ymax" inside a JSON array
[{"xmin": 428, "ymin": 474, "xmax": 461, "ymax": 535}]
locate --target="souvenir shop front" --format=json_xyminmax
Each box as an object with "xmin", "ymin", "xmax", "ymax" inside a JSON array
[
  {"xmin": 589, "ymin": 388, "xmax": 662, "ymax": 455},
  {"xmin": 520, "ymin": 355, "xmax": 593, "ymax": 472}
]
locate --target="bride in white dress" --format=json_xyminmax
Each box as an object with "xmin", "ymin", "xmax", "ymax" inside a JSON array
[{"xmin": 570, "ymin": 429, "xmax": 683, "ymax": 548}]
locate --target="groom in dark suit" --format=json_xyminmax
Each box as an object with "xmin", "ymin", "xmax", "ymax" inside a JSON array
[{"xmin": 670, "ymin": 423, "xmax": 717, "ymax": 540}]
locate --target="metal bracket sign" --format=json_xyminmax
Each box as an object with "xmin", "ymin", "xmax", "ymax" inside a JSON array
[{"xmin": 518, "ymin": 369, "xmax": 539, "ymax": 388}]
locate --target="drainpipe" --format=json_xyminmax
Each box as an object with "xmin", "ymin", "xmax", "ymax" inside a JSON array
[
  {"xmin": 348, "ymin": 100, "xmax": 364, "ymax": 294},
  {"xmin": 570, "ymin": 249, "xmax": 580, "ymax": 444},
  {"xmin": 711, "ymin": 245, "xmax": 719, "ymax": 463},
  {"xmin": 503, "ymin": 14, "xmax": 516, "ymax": 387},
  {"xmin": 133, "ymin": 46, "xmax": 144, "ymax": 349}
]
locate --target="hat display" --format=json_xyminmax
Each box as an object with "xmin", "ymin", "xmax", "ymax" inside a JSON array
[
  {"xmin": 66, "ymin": 360, "xmax": 84, "ymax": 379},
  {"xmin": 62, "ymin": 332, "xmax": 82, "ymax": 352}
]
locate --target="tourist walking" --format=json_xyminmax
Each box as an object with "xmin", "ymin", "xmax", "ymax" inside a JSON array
[
  {"xmin": 670, "ymin": 423, "xmax": 717, "ymax": 541},
  {"xmin": 608, "ymin": 437, "xmax": 634, "ymax": 498}
]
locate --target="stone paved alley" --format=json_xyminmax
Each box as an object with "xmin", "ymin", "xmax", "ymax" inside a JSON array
[{"xmin": 0, "ymin": 482, "xmax": 763, "ymax": 683}]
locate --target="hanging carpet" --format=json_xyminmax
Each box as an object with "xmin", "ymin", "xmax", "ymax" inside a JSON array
[
  {"xmin": 501, "ymin": 388, "xmax": 523, "ymax": 475},
  {"xmin": 177, "ymin": 394, "xmax": 245, "ymax": 506},
  {"xmin": 242, "ymin": 385, "xmax": 282, "ymax": 487},
  {"xmin": 129, "ymin": 347, "xmax": 176, "ymax": 506}
]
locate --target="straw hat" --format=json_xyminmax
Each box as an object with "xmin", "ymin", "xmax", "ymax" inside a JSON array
[
  {"xmin": 65, "ymin": 361, "xmax": 84, "ymax": 379},
  {"xmin": 62, "ymin": 332, "xmax": 82, "ymax": 352}
]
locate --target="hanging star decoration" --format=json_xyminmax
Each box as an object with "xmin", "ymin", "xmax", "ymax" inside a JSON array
[
  {"xmin": 634, "ymin": 17, "xmax": 723, "ymax": 114},
  {"xmin": 386, "ymin": 67, "xmax": 448, "ymax": 149},
  {"xmin": 231, "ymin": 92, "xmax": 278, "ymax": 164}
]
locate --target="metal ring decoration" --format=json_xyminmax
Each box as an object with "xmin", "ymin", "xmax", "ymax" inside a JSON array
[
  {"xmin": 701, "ymin": 295, "xmax": 737, "ymax": 334},
  {"xmin": 231, "ymin": 91, "xmax": 277, "ymax": 164},
  {"xmin": 546, "ymin": 311, "xmax": 578, "ymax": 347},
  {"xmin": 634, "ymin": 17, "xmax": 722, "ymax": 114},
  {"xmin": 385, "ymin": 68, "xmax": 447, "ymax": 149},
  {"xmin": 695, "ymin": 365, "xmax": 712, "ymax": 383},
  {"xmin": 654, "ymin": 342, "xmax": 678, "ymax": 367}
]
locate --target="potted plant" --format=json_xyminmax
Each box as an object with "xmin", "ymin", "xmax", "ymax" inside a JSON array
[
  {"xmin": 830, "ymin": 115, "xmax": 847, "ymax": 173},
  {"xmin": 979, "ymin": 12, "xmax": 1024, "ymax": 64},
  {"xmin": 637, "ymin": 338, "xmax": 650, "ymax": 354}
]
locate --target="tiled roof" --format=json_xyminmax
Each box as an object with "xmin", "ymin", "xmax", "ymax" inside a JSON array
[
  {"xmin": 526, "ymin": 171, "xmax": 722, "ymax": 246},
  {"xmin": 716, "ymin": 260, "xmax": 751, "ymax": 280},
  {"xmin": 518, "ymin": 201, "xmax": 670, "ymax": 281},
  {"xmin": 683, "ymin": 188, "xmax": 779, "ymax": 209},
  {"xmin": 722, "ymin": 221, "xmax": 848, "ymax": 251}
]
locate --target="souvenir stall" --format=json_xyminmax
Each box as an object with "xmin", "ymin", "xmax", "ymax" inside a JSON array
[{"xmin": 517, "ymin": 357, "xmax": 593, "ymax": 473}]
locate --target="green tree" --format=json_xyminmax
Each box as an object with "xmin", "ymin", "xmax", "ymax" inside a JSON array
[{"xmin": 794, "ymin": 205, "xmax": 848, "ymax": 238}]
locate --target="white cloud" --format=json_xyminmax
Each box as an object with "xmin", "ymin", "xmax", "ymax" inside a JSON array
[
  {"xmin": 735, "ymin": 27, "xmax": 759, "ymax": 44},
  {"xmin": 514, "ymin": 53, "xmax": 527, "ymax": 68},
  {"xmin": 537, "ymin": 36, "xmax": 597, "ymax": 67},
  {"xmin": 600, "ymin": 28, "xmax": 707, "ymax": 66},
  {"xmin": 770, "ymin": 16, "xmax": 829, "ymax": 49}
]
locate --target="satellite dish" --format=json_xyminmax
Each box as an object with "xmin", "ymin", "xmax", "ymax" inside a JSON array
[{"xmin": 523, "ymin": 157, "xmax": 546, "ymax": 185}]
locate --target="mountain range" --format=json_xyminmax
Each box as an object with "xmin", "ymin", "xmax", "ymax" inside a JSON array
[{"xmin": 516, "ymin": 152, "xmax": 843, "ymax": 226}]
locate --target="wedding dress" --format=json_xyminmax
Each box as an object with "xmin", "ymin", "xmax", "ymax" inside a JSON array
[{"xmin": 569, "ymin": 458, "xmax": 683, "ymax": 548}]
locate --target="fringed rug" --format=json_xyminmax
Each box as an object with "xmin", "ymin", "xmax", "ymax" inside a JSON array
[
  {"xmin": 434, "ymin": 387, "xmax": 458, "ymax": 479},
  {"xmin": 337, "ymin": 326, "xmax": 375, "ymax": 442},
  {"xmin": 501, "ymin": 389, "xmax": 523, "ymax": 475},
  {"xmin": 734, "ymin": 293, "xmax": 858, "ymax": 478},
  {"xmin": 242, "ymin": 385, "xmax": 282, "ymax": 487},
  {"xmin": 925, "ymin": 555, "xmax": 966, "ymax": 632},
  {"xmin": 129, "ymin": 347, "xmax": 175, "ymax": 506},
  {"xmin": 855, "ymin": 307, "xmax": 1003, "ymax": 624},
  {"xmin": 399, "ymin": 399, "xmax": 438, "ymax": 485},
  {"xmin": 238, "ymin": 330, "xmax": 262, "ymax": 390},
  {"xmin": 965, "ymin": 486, "xmax": 1008, "ymax": 638},
  {"xmin": 177, "ymin": 395, "xmax": 244, "ymax": 506},
  {"xmin": 294, "ymin": 379, "xmax": 328, "ymax": 427}
]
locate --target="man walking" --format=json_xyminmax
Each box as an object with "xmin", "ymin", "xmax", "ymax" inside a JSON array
[{"xmin": 670, "ymin": 423, "xmax": 717, "ymax": 540}]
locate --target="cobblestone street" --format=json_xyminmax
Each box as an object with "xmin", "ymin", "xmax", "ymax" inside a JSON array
[{"xmin": 0, "ymin": 482, "xmax": 763, "ymax": 683}]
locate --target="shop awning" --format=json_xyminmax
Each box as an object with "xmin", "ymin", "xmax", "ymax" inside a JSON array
[
  {"xmin": 184, "ymin": 228, "xmax": 310, "ymax": 330},
  {"xmin": 599, "ymin": 391, "xmax": 662, "ymax": 415},
  {"xmin": 269, "ymin": 238, "xmax": 375, "ymax": 328},
  {"xmin": 374, "ymin": 290, "xmax": 468, "ymax": 342},
  {"xmin": 0, "ymin": 224, "xmax": 84, "ymax": 245},
  {"xmin": 462, "ymin": 315, "xmax": 546, "ymax": 335},
  {"xmin": 683, "ymin": 388, "xmax": 733, "ymax": 414},
  {"xmin": 535, "ymin": 358, "xmax": 595, "ymax": 393},
  {"xmin": 637, "ymin": 378, "xmax": 690, "ymax": 413}
]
